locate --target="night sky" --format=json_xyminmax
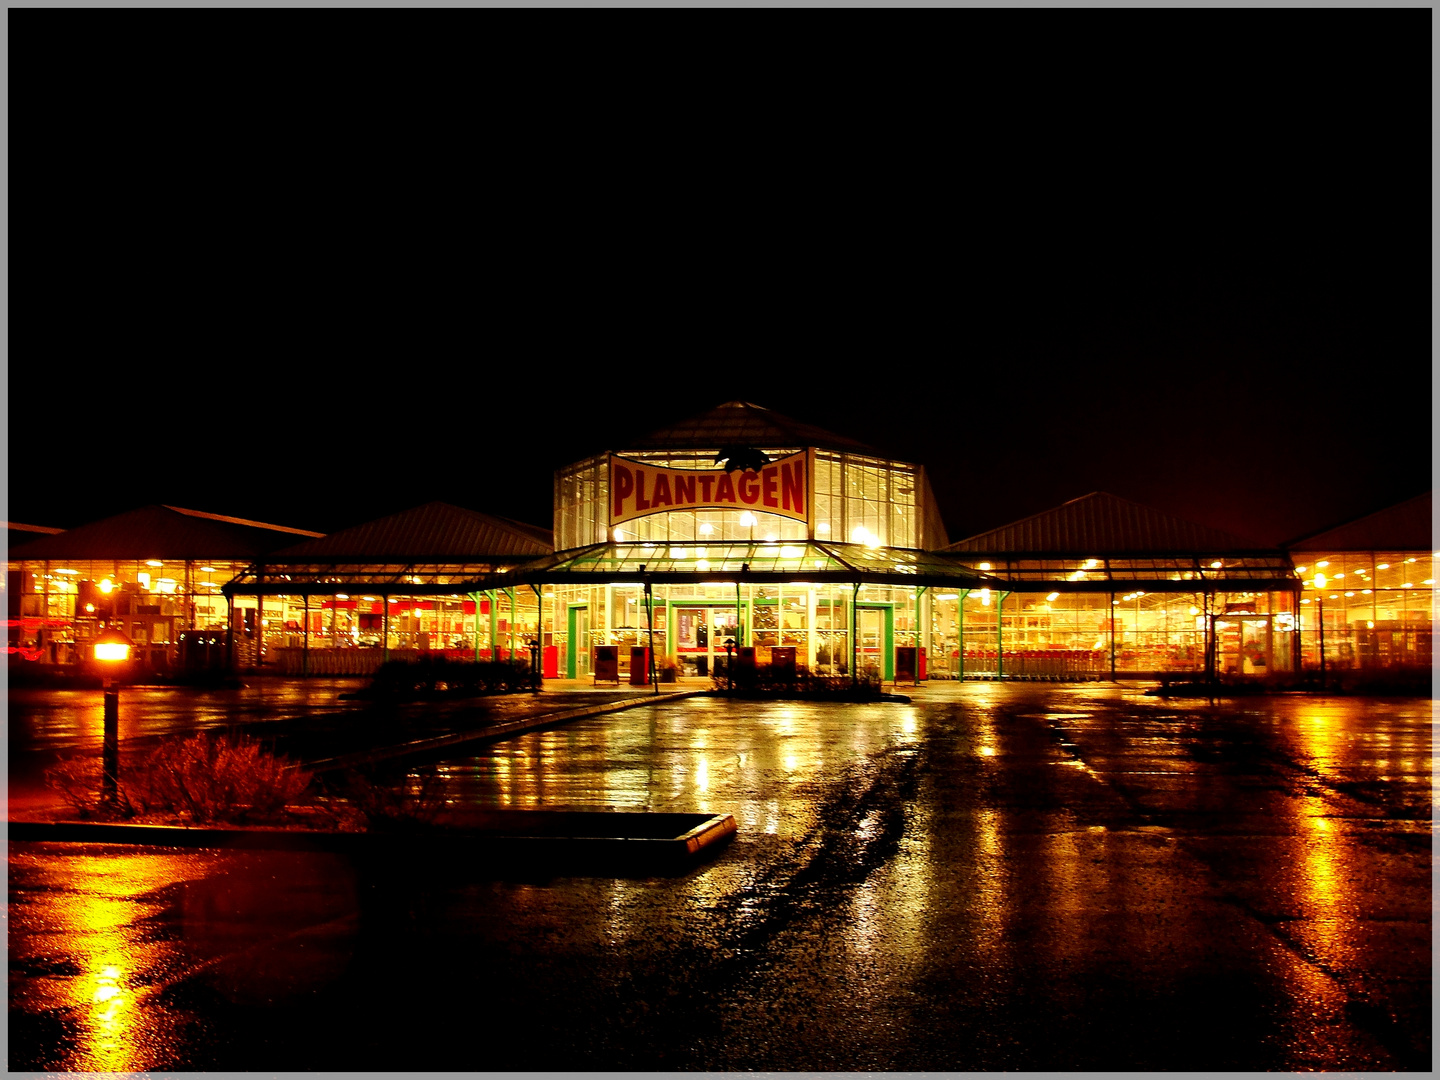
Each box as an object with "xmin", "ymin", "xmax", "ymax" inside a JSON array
[{"xmin": 8, "ymin": 25, "xmax": 1431, "ymax": 551}]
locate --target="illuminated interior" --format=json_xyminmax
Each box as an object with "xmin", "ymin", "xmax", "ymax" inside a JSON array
[{"xmin": 7, "ymin": 405, "xmax": 1430, "ymax": 681}]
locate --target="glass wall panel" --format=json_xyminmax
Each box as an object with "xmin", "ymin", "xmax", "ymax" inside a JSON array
[{"xmin": 1295, "ymin": 550, "xmax": 1434, "ymax": 671}]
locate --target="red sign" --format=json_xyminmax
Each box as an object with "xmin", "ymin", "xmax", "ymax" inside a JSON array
[{"xmin": 608, "ymin": 450, "xmax": 810, "ymax": 528}]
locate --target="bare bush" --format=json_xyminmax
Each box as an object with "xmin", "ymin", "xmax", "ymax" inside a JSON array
[
  {"xmin": 126, "ymin": 734, "xmax": 314, "ymax": 824},
  {"xmin": 340, "ymin": 767, "xmax": 448, "ymax": 831},
  {"xmin": 43, "ymin": 756, "xmax": 133, "ymax": 819}
]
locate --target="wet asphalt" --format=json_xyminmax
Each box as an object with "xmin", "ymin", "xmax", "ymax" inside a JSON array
[{"xmin": 6, "ymin": 681, "xmax": 1433, "ymax": 1072}]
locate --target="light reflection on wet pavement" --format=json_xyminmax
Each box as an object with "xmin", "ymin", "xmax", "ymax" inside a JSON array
[{"xmin": 8, "ymin": 683, "xmax": 1431, "ymax": 1071}]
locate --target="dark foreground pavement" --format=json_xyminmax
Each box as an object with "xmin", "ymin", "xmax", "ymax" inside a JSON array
[{"xmin": 7, "ymin": 683, "xmax": 1432, "ymax": 1071}]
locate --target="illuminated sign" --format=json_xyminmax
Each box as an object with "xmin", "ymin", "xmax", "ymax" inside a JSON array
[{"xmin": 609, "ymin": 450, "xmax": 811, "ymax": 527}]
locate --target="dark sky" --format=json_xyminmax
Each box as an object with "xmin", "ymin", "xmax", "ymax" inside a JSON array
[{"xmin": 8, "ymin": 26, "xmax": 1431, "ymax": 550}]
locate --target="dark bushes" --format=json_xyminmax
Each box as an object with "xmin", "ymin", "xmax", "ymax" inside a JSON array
[
  {"xmin": 45, "ymin": 733, "xmax": 313, "ymax": 824},
  {"xmin": 367, "ymin": 655, "xmax": 539, "ymax": 700},
  {"xmin": 713, "ymin": 663, "xmax": 891, "ymax": 700}
]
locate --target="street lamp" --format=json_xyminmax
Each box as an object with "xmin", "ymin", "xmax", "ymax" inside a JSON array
[{"xmin": 92, "ymin": 627, "xmax": 133, "ymax": 807}]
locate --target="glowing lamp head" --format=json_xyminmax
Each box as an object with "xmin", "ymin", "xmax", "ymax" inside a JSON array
[
  {"xmin": 98, "ymin": 578, "xmax": 114, "ymax": 594},
  {"xmin": 92, "ymin": 628, "xmax": 133, "ymax": 663}
]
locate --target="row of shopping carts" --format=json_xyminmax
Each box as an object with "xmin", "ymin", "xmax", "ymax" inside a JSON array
[{"xmin": 944, "ymin": 649, "xmax": 1110, "ymax": 681}]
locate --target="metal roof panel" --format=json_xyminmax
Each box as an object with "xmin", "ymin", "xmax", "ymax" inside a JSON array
[
  {"xmin": 945, "ymin": 492, "xmax": 1279, "ymax": 556},
  {"xmin": 263, "ymin": 502, "xmax": 554, "ymax": 562},
  {"xmin": 6, "ymin": 506, "xmax": 319, "ymax": 561},
  {"xmin": 1285, "ymin": 491, "xmax": 1433, "ymax": 553}
]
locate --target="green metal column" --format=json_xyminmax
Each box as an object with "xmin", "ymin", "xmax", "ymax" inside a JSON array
[
  {"xmin": 997, "ymin": 591, "xmax": 1010, "ymax": 679},
  {"xmin": 489, "ymin": 590, "xmax": 499, "ymax": 661},
  {"xmin": 958, "ymin": 589, "xmax": 967, "ymax": 681},
  {"xmin": 916, "ymin": 586, "xmax": 925, "ymax": 680},
  {"xmin": 533, "ymin": 584, "xmax": 545, "ymax": 690},
  {"xmin": 508, "ymin": 588, "xmax": 516, "ymax": 662},
  {"xmin": 1109, "ymin": 591, "xmax": 1117, "ymax": 680},
  {"xmin": 850, "ymin": 582, "xmax": 861, "ymax": 686},
  {"xmin": 469, "ymin": 591, "xmax": 482, "ymax": 661}
]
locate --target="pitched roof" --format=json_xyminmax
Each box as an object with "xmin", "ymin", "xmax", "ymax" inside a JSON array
[
  {"xmin": 620, "ymin": 401, "xmax": 882, "ymax": 457},
  {"xmin": 1285, "ymin": 491, "xmax": 1433, "ymax": 553},
  {"xmin": 262, "ymin": 502, "xmax": 553, "ymax": 562},
  {"xmin": 6, "ymin": 506, "xmax": 321, "ymax": 562},
  {"xmin": 945, "ymin": 492, "xmax": 1276, "ymax": 556}
]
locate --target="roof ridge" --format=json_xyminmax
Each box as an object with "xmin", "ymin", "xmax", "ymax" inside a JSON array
[
  {"xmin": 163, "ymin": 505, "xmax": 324, "ymax": 537},
  {"xmin": 948, "ymin": 491, "xmax": 1276, "ymax": 554},
  {"xmin": 1279, "ymin": 489, "xmax": 1433, "ymax": 548}
]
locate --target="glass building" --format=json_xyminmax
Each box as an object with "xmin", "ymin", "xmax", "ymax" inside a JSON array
[
  {"xmin": 7, "ymin": 404, "xmax": 1431, "ymax": 683},
  {"xmin": 1284, "ymin": 492, "xmax": 1434, "ymax": 675}
]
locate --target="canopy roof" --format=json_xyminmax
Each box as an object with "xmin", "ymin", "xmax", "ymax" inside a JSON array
[
  {"xmin": 1285, "ymin": 491, "xmax": 1433, "ymax": 553},
  {"xmin": 7, "ymin": 505, "xmax": 321, "ymax": 562},
  {"xmin": 458, "ymin": 541, "xmax": 1001, "ymax": 591},
  {"xmin": 618, "ymin": 401, "xmax": 883, "ymax": 458}
]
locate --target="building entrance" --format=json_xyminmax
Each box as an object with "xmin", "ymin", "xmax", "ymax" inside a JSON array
[
  {"xmin": 1217, "ymin": 614, "xmax": 1272, "ymax": 676},
  {"xmin": 566, "ymin": 606, "xmax": 593, "ymax": 679},
  {"xmin": 673, "ymin": 605, "xmax": 739, "ymax": 677}
]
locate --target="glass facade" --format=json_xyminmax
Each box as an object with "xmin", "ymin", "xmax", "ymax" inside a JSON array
[
  {"xmin": 1294, "ymin": 551, "xmax": 1436, "ymax": 672},
  {"xmin": 10, "ymin": 425, "xmax": 1426, "ymax": 683},
  {"xmin": 8, "ymin": 558, "xmax": 249, "ymax": 667},
  {"xmin": 554, "ymin": 448, "xmax": 928, "ymax": 551}
]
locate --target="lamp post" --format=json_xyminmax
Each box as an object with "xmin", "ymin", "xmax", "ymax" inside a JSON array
[{"xmin": 92, "ymin": 627, "xmax": 133, "ymax": 808}]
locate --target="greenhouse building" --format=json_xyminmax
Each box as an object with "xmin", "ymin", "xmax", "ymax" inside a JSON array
[{"xmin": 8, "ymin": 402, "xmax": 1431, "ymax": 683}]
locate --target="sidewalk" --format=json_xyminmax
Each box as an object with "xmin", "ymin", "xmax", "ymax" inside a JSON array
[{"xmin": 8, "ymin": 679, "xmax": 704, "ymax": 822}]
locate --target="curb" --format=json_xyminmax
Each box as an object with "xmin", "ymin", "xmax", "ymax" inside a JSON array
[
  {"xmin": 8, "ymin": 810, "xmax": 739, "ymax": 871},
  {"xmin": 301, "ymin": 689, "xmax": 707, "ymax": 773}
]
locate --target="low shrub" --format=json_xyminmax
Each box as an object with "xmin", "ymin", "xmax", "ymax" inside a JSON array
[
  {"xmin": 336, "ymin": 767, "xmax": 448, "ymax": 831},
  {"xmin": 367, "ymin": 655, "xmax": 539, "ymax": 700},
  {"xmin": 43, "ymin": 755, "xmax": 127, "ymax": 819},
  {"xmin": 45, "ymin": 733, "xmax": 314, "ymax": 824},
  {"xmin": 713, "ymin": 663, "xmax": 887, "ymax": 700}
]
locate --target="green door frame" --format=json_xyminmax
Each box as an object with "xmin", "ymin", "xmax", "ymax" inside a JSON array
[
  {"xmin": 566, "ymin": 603, "xmax": 588, "ymax": 679},
  {"xmin": 666, "ymin": 599, "xmax": 750, "ymax": 658},
  {"xmin": 855, "ymin": 601, "xmax": 895, "ymax": 681}
]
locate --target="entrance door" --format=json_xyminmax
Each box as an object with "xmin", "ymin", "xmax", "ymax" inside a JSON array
[
  {"xmin": 674, "ymin": 605, "xmax": 741, "ymax": 678},
  {"xmin": 568, "ymin": 606, "xmax": 591, "ymax": 678},
  {"xmin": 1217, "ymin": 615, "xmax": 1271, "ymax": 675},
  {"xmin": 858, "ymin": 607, "xmax": 884, "ymax": 678}
]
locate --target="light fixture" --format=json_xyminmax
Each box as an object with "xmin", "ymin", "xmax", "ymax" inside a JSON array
[
  {"xmin": 978, "ymin": 562, "xmax": 992, "ymax": 572},
  {"xmin": 1313, "ymin": 573, "xmax": 1327, "ymax": 589},
  {"xmin": 92, "ymin": 627, "xmax": 135, "ymax": 807},
  {"xmin": 1046, "ymin": 592, "xmax": 1060, "ymax": 602},
  {"xmin": 1377, "ymin": 563, "xmax": 1390, "ymax": 570},
  {"xmin": 815, "ymin": 522, "xmax": 830, "ymax": 536},
  {"xmin": 699, "ymin": 523, "xmax": 714, "ymax": 536},
  {"xmin": 145, "ymin": 560, "xmax": 163, "ymax": 568},
  {"xmin": 1210, "ymin": 561, "xmax": 1222, "ymax": 569},
  {"xmin": 739, "ymin": 512, "xmax": 757, "ymax": 527}
]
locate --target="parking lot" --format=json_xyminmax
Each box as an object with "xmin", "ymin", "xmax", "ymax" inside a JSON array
[{"xmin": 8, "ymin": 682, "xmax": 1432, "ymax": 1071}]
